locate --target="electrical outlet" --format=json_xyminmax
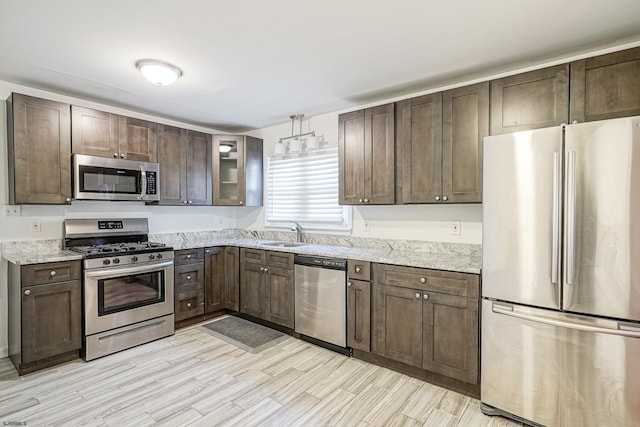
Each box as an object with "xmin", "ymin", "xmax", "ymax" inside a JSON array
[
  {"xmin": 450, "ymin": 220, "xmax": 461, "ymax": 236},
  {"xmin": 5, "ymin": 205, "xmax": 20, "ymax": 216},
  {"xmin": 363, "ymin": 221, "xmax": 371, "ymax": 232},
  {"xmin": 31, "ymin": 220, "xmax": 41, "ymax": 232}
]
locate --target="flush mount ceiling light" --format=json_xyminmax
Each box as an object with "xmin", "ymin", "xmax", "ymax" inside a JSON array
[
  {"xmin": 135, "ymin": 59, "xmax": 183, "ymax": 86},
  {"xmin": 219, "ymin": 144, "xmax": 233, "ymax": 153}
]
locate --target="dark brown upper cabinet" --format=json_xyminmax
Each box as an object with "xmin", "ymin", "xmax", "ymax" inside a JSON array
[
  {"xmin": 442, "ymin": 82, "xmax": 488, "ymax": 203},
  {"xmin": 71, "ymin": 106, "xmax": 157, "ymax": 162},
  {"xmin": 570, "ymin": 46, "xmax": 640, "ymax": 123},
  {"xmin": 396, "ymin": 93, "xmax": 443, "ymax": 203},
  {"xmin": 338, "ymin": 103, "xmax": 395, "ymax": 205},
  {"xmin": 157, "ymin": 124, "xmax": 212, "ymax": 206},
  {"xmin": 7, "ymin": 93, "xmax": 72, "ymax": 205},
  {"xmin": 212, "ymin": 135, "xmax": 263, "ymax": 206},
  {"xmin": 490, "ymin": 64, "xmax": 569, "ymax": 135}
]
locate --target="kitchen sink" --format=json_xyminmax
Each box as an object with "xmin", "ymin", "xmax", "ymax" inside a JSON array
[{"xmin": 261, "ymin": 241, "xmax": 307, "ymax": 248}]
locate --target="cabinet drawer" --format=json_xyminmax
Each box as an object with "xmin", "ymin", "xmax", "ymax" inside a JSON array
[
  {"xmin": 241, "ymin": 248, "xmax": 266, "ymax": 264},
  {"xmin": 348, "ymin": 260, "xmax": 371, "ymax": 281},
  {"xmin": 21, "ymin": 261, "xmax": 81, "ymax": 286},
  {"xmin": 373, "ymin": 264, "xmax": 479, "ymax": 298},
  {"xmin": 175, "ymin": 263, "xmax": 204, "ymax": 292},
  {"xmin": 266, "ymin": 251, "xmax": 293, "ymax": 269},
  {"xmin": 175, "ymin": 248, "xmax": 205, "ymax": 265},
  {"xmin": 175, "ymin": 290, "xmax": 204, "ymax": 321}
]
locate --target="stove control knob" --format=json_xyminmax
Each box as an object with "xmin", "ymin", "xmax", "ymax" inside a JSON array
[
  {"xmin": 113, "ymin": 258, "xmax": 120, "ymax": 264},
  {"xmin": 157, "ymin": 253, "xmax": 163, "ymax": 259},
  {"xmin": 103, "ymin": 259, "xmax": 111, "ymax": 266},
  {"xmin": 149, "ymin": 254, "xmax": 156, "ymax": 260},
  {"xmin": 131, "ymin": 256, "xmax": 138, "ymax": 262}
]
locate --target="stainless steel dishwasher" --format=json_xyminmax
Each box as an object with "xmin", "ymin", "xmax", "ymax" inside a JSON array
[{"xmin": 294, "ymin": 254, "xmax": 348, "ymax": 353}]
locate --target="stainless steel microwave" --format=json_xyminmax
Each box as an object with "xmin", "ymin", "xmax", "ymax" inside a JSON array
[{"xmin": 73, "ymin": 154, "xmax": 160, "ymax": 202}]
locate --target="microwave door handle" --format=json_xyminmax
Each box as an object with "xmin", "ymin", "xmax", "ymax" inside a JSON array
[{"xmin": 139, "ymin": 165, "xmax": 147, "ymax": 200}]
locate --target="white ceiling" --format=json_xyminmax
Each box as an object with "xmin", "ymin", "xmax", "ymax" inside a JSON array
[{"xmin": 1, "ymin": 0, "xmax": 640, "ymax": 132}]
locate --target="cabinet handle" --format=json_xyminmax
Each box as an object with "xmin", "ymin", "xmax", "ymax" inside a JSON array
[
  {"xmin": 260, "ymin": 267, "xmax": 265, "ymax": 272},
  {"xmin": 186, "ymin": 302, "xmax": 192, "ymax": 308},
  {"xmin": 415, "ymin": 292, "xmax": 421, "ymax": 299},
  {"xmin": 358, "ymin": 198, "xmax": 363, "ymax": 203},
  {"xmin": 355, "ymin": 266, "xmax": 361, "ymax": 273},
  {"xmin": 50, "ymin": 270, "xmax": 57, "ymax": 277},
  {"xmin": 188, "ymin": 200, "xmax": 193, "ymax": 204},
  {"xmin": 435, "ymin": 196, "xmax": 441, "ymax": 201},
  {"xmin": 264, "ymin": 267, "xmax": 269, "ymax": 273},
  {"xmin": 364, "ymin": 198, "xmax": 369, "ymax": 203},
  {"xmin": 186, "ymin": 275, "xmax": 192, "ymax": 280},
  {"xmin": 24, "ymin": 289, "xmax": 31, "ymax": 296},
  {"xmin": 442, "ymin": 195, "xmax": 448, "ymax": 201},
  {"xmin": 239, "ymin": 201, "xmax": 244, "ymax": 205},
  {"xmin": 120, "ymin": 154, "xmax": 125, "ymax": 159},
  {"xmin": 65, "ymin": 197, "xmax": 72, "ymax": 203},
  {"xmin": 205, "ymin": 249, "xmax": 210, "ymax": 253},
  {"xmin": 423, "ymin": 293, "xmax": 429, "ymax": 300},
  {"xmin": 420, "ymin": 277, "xmax": 426, "ymax": 284},
  {"xmin": 347, "ymin": 281, "xmax": 352, "ymax": 287},
  {"xmin": 182, "ymin": 200, "xmax": 188, "ymax": 205},
  {"xmin": 186, "ymin": 254, "xmax": 192, "ymax": 259},
  {"xmin": 113, "ymin": 153, "xmax": 118, "ymax": 158}
]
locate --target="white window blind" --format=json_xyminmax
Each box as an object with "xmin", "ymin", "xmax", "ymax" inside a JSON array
[{"xmin": 267, "ymin": 147, "xmax": 351, "ymax": 230}]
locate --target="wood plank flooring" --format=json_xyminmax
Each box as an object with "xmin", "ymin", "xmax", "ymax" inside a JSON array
[{"xmin": 0, "ymin": 319, "xmax": 521, "ymax": 426}]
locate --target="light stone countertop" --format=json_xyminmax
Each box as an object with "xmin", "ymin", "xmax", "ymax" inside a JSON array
[{"xmin": 2, "ymin": 235, "xmax": 481, "ymax": 274}]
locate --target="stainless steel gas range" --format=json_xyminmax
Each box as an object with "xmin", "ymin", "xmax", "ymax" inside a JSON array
[{"xmin": 64, "ymin": 218, "xmax": 175, "ymax": 361}]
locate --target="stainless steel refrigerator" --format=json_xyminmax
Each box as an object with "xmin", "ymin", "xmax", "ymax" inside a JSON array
[{"xmin": 481, "ymin": 116, "xmax": 640, "ymax": 427}]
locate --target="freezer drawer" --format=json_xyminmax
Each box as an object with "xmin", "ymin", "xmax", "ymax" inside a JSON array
[{"xmin": 481, "ymin": 299, "xmax": 640, "ymax": 427}]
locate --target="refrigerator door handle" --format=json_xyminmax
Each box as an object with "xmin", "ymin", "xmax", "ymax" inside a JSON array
[
  {"xmin": 566, "ymin": 150, "xmax": 577, "ymax": 285},
  {"xmin": 551, "ymin": 152, "xmax": 561, "ymax": 287},
  {"xmin": 491, "ymin": 302, "xmax": 640, "ymax": 338}
]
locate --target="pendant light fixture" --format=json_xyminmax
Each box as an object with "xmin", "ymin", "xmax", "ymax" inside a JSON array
[
  {"xmin": 274, "ymin": 114, "xmax": 316, "ymax": 154},
  {"xmin": 136, "ymin": 59, "xmax": 183, "ymax": 86}
]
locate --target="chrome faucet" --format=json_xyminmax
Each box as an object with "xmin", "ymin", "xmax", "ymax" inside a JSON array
[{"xmin": 290, "ymin": 221, "xmax": 303, "ymax": 243}]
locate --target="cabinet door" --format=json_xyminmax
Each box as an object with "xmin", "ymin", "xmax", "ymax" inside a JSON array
[
  {"xmin": 265, "ymin": 266, "xmax": 294, "ymax": 328},
  {"xmin": 157, "ymin": 124, "xmax": 188, "ymax": 205},
  {"xmin": 240, "ymin": 262, "xmax": 265, "ymax": 318},
  {"xmin": 442, "ymin": 82, "xmax": 488, "ymax": 203},
  {"xmin": 423, "ymin": 292, "xmax": 479, "ymax": 384},
  {"xmin": 205, "ymin": 247, "xmax": 225, "ymax": 313},
  {"xmin": 365, "ymin": 103, "xmax": 395, "ymax": 204},
  {"xmin": 21, "ymin": 281, "xmax": 81, "ymax": 364},
  {"xmin": 244, "ymin": 136, "xmax": 263, "ymax": 207},
  {"xmin": 118, "ymin": 116, "xmax": 157, "ymax": 162},
  {"xmin": 8, "ymin": 94, "xmax": 72, "ymax": 204},
  {"xmin": 570, "ymin": 46, "xmax": 640, "ymax": 123},
  {"xmin": 71, "ymin": 106, "xmax": 119, "ymax": 159},
  {"xmin": 347, "ymin": 279, "xmax": 371, "ymax": 352},
  {"xmin": 396, "ymin": 93, "xmax": 443, "ymax": 203},
  {"xmin": 490, "ymin": 64, "xmax": 569, "ymax": 135},
  {"xmin": 372, "ymin": 284, "xmax": 423, "ymax": 367},
  {"xmin": 338, "ymin": 110, "xmax": 366, "ymax": 204},
  {"xmin": 224, "ymin": 247, "xmax": 240, "ymax": 311},
  {"xmin": 186, "ymin": 131, "xmax": 212, "ymax": 206},
  {"xmin": 213, "ymin": 135, "xmax": 244, "ymax": 206}
]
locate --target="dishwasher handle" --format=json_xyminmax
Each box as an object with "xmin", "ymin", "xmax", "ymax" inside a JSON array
[{"xmin": 294, "ymin": 254, "xmax": 347, "ymax": 270}]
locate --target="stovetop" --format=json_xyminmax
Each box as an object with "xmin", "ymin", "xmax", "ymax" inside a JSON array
[{"xmin": 70, "ymin": 241, "xmax": 170, "ymax": 258}]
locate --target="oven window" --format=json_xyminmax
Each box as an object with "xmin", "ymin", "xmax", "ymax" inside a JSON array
[
  {"xmin": 98, "ymin": 271, "xmax": 165, "ymax": 315},
  {"xmin": 80, "ymin": 166, "xmax": 139, "ymax": 194}
]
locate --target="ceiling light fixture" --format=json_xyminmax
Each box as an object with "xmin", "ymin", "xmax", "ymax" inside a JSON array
[
  {"xmin": 136, "ymin": 59, "xmax": 183, "ymax": 86},
  {"xmin": 274, "ymin": 114, "xmax": 316, "ymax": 154},
  {"xmin": 219, "ymin": 144, "xmax": 233, "ymax": 153}
]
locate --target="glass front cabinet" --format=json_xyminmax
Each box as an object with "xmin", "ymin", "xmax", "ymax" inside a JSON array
[{"xmin": 212, "ymin": 135, "xmax": 263, "ymax": 206}]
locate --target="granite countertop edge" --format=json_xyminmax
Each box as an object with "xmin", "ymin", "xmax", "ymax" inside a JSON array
[{"xmin": 3, "ymin": 239, "xmax": 481, "ymax": 274}]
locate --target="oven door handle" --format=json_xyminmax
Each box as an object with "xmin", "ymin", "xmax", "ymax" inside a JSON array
[{"xmin": 85, "ymin": 260, "xmax": 173, "ymax": 279}]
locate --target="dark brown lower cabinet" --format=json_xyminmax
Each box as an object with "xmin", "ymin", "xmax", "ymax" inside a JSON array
[
  {"xmin": 224, "ymin": 247, "xmax": 240, "ymax": 311},
  {"xmin": 205, "ymin": 247, "xmax": 224, "ymax": 313},
  {"xmin": 240, "ymin": 248, "xmax": 294, "ymax": 328},
  {"xmin": 9, "ymin": 261, "xmax": 82, "ymax": 375},
  {"xmin": 174, "ymin": 249, "xmax": 205, "ymax": 322},
  {"xmin": 371, "ymin": 263, "xmax": 480, "ymax": 386},
  {"xmin": 347, "ymin": 279, "xmax": 371, "ymax": 352}
]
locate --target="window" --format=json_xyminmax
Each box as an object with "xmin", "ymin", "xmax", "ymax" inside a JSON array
[{"xmin": 266, "ymin": 147, "xmax": 351, "ymax": 230}]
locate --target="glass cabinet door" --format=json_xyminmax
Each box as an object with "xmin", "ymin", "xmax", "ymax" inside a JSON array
[{"xmin": 213, "ymin": 135, "xmax": 244, "ymax": 205}]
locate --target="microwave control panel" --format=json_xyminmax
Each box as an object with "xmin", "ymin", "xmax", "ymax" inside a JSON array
[{"xmin": 146, "ymin": 171, "xmax": 157, "ymax": 195}]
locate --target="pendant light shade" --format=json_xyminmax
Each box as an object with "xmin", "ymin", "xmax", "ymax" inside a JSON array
[{"xmin": 136, "ymin": 59, "xmax": 183, "ymax": 85}]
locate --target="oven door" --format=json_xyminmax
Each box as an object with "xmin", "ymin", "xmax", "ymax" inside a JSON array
[{"xmin": 84, "ymin": 260, "xmax": 174, "ymax": 335}]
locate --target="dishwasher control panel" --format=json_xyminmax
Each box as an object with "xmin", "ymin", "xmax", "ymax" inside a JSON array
[{"xmin": 294, "ymin": 255, "xmax": 347, "ymax": 270}]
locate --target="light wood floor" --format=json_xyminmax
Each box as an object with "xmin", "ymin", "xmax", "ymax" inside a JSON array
[{"xmin": 0, "ymin": 319, "xmax": 521, "ymax": 426}]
